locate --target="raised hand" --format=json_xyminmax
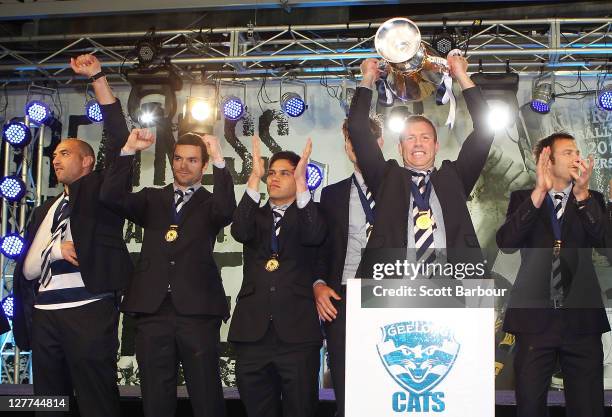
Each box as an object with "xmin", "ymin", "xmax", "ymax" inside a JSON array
[
  {"xmin": 294, "ymin": 138, "xmax": 312, "ymax": 194},
  {"xmin": 247, "ymin": 135, "xmax": 266, "ymax": 191},
  {"xmin": 360, "ymin": 58, "xmax": 382, "ymax": 88},
  {"xmin": 122, "ymin": 128, "xmax": 155, "ymax": 154},
  {"xmin": 571, "ymin": 155, "xmax": 594, "ymax": 201},
  {"xmin": 70, "ymin": 54, "xmax": 102, "ymax": 78},
  {"xmin": 201, "ymin": 134, "xmax": 224, "ymax": 165},
  {"xmin": 531, "ymin": 146, "xmax": 554, "ymax": 208},
  {"xmin": 446, "ymin": 52, "xmax": 474, "ymax": 90}
]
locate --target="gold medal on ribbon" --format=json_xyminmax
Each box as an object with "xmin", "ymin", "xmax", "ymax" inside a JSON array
[
  {"xmin": 415, "ymin": 211, "xmax": 433, "ymax": 230},
  {"xmin": 165, "ymin": 225, "xmax": 179, "ymax": 242},
  {"xmin": 265, "ymin": 255, "xmax": 280, "ymax": 272},
  {"xmin": 553, "ymin": 240, "xmax": 562, "ymax": 256}
]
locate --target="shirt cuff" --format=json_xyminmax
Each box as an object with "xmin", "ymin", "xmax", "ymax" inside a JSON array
[
  {"xmin": 50, "ymin": 240, "xmax": 63, "ymax": 262},
  {"xmin": 120, "ymin": 149, "xmax": 136, "ymax": 156},
  {"xmin": 313, "ymin": 279, "xmax": 327, "ymax": 287},
  {"xmin": 213, "ymin": 160, "xmax": 226, "ymax": 169},
  {"xmin": 296, "ymin": 190, "xmax": 311, "ymax": 209},
  {"xmin": 246, "ymin": 187, "xmax": 260, "ymax": 204}
]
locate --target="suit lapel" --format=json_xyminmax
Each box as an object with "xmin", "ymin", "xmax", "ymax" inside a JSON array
[
  {"xmin": 277, "ymin": 202, "xmax": 296, "ymax": 255},
  {"xmin": 340, "ymin": 178, "xmax": 352, "ymax": 249},
  {"xmin": 561, "ymin": 191, "xmax": 576, "ymax": 240},
  {"xmin": 178, "ymin": 187, "xmax": 208, "ymax": 227}
]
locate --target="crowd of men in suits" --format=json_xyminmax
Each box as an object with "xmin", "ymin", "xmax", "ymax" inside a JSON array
[{"xmin": 9, "ymin": 52, "xmax": 611, "ymax": 417}]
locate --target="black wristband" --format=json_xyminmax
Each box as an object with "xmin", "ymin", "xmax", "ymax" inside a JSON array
[
  {"xmin": 575, "ymin": 192, "xmax": 591, "ymax": 209},
  {"xmin": 90, "ymin": 71, "xmax": 105, "ymax": 82}
]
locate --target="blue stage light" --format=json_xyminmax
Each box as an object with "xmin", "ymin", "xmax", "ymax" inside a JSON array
[
  {"xmin": 1, "ymin": 295, "xmax": 14, "ymax": 319},
  {"xmin": 24, "ymin": 100, "xmax": 52, "ymax": 125},
  {"xmin": 85, "ymin": 99, "xmax": 104, "ymax": 123},
  {"xmin": 306, "ymin": 163, "xmax": 323, "ymax": 191},
  {"xmin": 280, "ymin": 93, "xmax": 307, "ymax": 117},
  {"xmin": 598, "ymin": 87, "xmax": 612, "ymax": 111},
  {"xmin": 2, "ymin": 122, "xmax": 32, "ymax": 148},
  {"xmin": 0, "ymin": 233, "xmax": 26, "ymax": 259},
  {"xmin": 0, "ymin": 176, "xmax": 26, "ymax": 203},
  {"xmin": 530, "ymin": 100, "xmax": 550, "ymax": 114},
  {"xmin": 221, "ymin": 96, "xmax": 245, "ymax": 121}
]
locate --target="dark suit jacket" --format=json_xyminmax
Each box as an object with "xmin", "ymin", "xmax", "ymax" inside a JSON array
[
  {"xmin": 99, "ymin": 155, "xmax": 236, "ymax": 318},
  {"xmin": 12, "ymin": 100, "xmax": 133, "ymax": 351},
  {"xmin": 347, "ymin": 86, "xmax": 493, "ymax": 273},
  {"xmin": 496, "ymin": 189, "xmax": 610, "ymax": 335},
  {"xmin": 229, "ymin": 193, "xmax": 326, "ymax": 344},
  {"xmin": 316, "ymin": 178, "xmax": 352, "ymax": 292}
]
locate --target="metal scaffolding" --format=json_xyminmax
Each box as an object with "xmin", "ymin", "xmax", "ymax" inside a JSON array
[{"xmin": 0, "ymin": 17, "xmax": 611, "ymax": 86}]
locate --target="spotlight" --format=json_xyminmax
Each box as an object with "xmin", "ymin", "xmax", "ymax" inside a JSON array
[
  {"xmin": 0, "ymin": 176, "xmax": 26, "ymax": 203},
  {"xmin": 281, "ymin": 92, "xmax": 307, "ymax": 117},
  {"xmin": 486, "ymin": 101, "xmax": 512, "ymax": 131},
  {"xmin": 387, "ymin": 106, "xmax": 411, "ymax": 133},
  {"xmin": 306, "ymin": 163, "xmax": 323, "ymax": 191},
  {"xmin": 137, "ymin": 102, "xmax": 164, "ymax": 127},
  {"xmin": 135, "ymin": 40, "xmax": 158, "ymax": 66},
  {"xmin": 530, "ymin": 74, "xmax": 554, "ymax": 114},
  {"xmin": 2, "ymin": 121, "xmax": 32, "ymax": 149},
  {"xmin": 432, "ymin": 24, "xmax": 456, "ymax": 57},
  {"xmin": 24, "ymin": 100, "xmax": 52, "ymax": 125},
  {"xmin": 597, "ymin": 84, "xmax": 612, "ymax": 111},
  {"xmin": 180, "ymin": 96, "xmax": 217, "ymax": 135},
  {"xmin": 85, "ymin": 99, "xmax": 103, "ymax": 123},
  {"xmin": 221, "ymin": 96, "xmax": 245, "ymax": 121},
  {"xmin": 0, "ymin": 233, "xmax": 26, "ymax": 259},
  {"xmin": 1, "ymin": 294, "xmax": 13, "ymax": 319}
]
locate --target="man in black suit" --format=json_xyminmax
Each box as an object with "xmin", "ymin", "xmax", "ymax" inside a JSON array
[
  {"xmin": 229, "ymin": 136, "xmax": 326, "ymax": 417},
  {"xmin": 11, "ymin": 55, "xmax": 133, "ymax": 417},
  {"xmin": 497, "ymin": 133, "xmax": 609, "ymax": 417},
  {"xmin": 313, "ymin": 118, "xmax": 383, "ymax": 417},
  {"xmin": 100, "ymin": 109, "xmax": 236, "ymax": 415},
  {"xmin": 347, "ymin": 56, "xmax": 492, "ymax": 273}
]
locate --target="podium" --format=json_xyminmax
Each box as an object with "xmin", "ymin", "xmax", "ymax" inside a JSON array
[{"xmin": 345, "ymin": 279, "xmax": 495, "ymax": 416}]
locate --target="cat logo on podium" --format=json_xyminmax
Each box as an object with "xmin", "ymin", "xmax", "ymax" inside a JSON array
[{"xmin": 377, "ymin": 321, "xmax": 460, "ymax": 413}]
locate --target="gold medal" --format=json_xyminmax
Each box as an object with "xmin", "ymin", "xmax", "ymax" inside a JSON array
[
  {"xmin": 415, "ymin": 211, "xmax": 433, "ymax": 230},
  {"xmin": 165, "ymin": 225, "xmax": 179, "ymax": 242},
  {"xmin": 265, "ymin": 256, "xmax": 280, "ymax": 272},
  {"xmin": 553, "ymin": 240, "xmax": 562, "ymax": 256}
]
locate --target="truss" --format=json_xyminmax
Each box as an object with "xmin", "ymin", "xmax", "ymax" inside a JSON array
[{"xmin": 0, "ymin": 17, "xmax": 611, "ymax": 86}]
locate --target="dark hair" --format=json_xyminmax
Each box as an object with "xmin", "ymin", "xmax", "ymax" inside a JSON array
[
  {"xmin": 174, "ymin": 133, "xmax": 209, "ymax": 165},
  {"xmin": 533, "ymin": 132, "xmax": 575, "ymax": 162},
  {"xmin": 342, "ymin": 117, "xmax": 382, "ymax": 141},
  {"xmin": 269, "ymin": 151, "xmax": 300, "ymax": 169},
  {"xmin": 400, "ymin": 115, "xmax": 438, "ymax": 142}
]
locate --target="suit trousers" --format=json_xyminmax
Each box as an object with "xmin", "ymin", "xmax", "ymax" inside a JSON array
[
  {"xmin": 323, "ymin": 285, "xmax": 346, "ymax": 417},
  {"xmin": 513, "ymin": 310, "xmax": 604, "ymax": 417},
  {"xmin": 234, "ymin": 322, "xmax": 321, "ymax": 417},
  {"xmin": 32, "ymin": 297, "xmax": 121, "ymax": 417},
  {"xmin": 135, "ymin": 293, "xmax": 225, "ymax": 417}
]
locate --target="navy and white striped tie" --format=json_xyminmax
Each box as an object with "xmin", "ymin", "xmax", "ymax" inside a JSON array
[
  {"xmin": 412, "ymin": 172, "xmax": 436, "ymax": 265},
  {"xmin": 551, "ymin": 192, "xmax": 565, "ymax": 298},
  {"xmin": 272, "ymin": 208, "xmax": 286, "ymax": 237},
  {"xmin": 363, "ymin": 184, "xmax": 376, "ymax": 237},
  {"xmin": 174, "ymin": 188, "xmax": 195, "ymax": 214},
  {"xmin": 40, "ymin": 194, "xmax": 70, "ymax": 287}
]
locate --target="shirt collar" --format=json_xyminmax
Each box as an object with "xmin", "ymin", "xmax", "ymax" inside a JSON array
[
  {"xmin": 173, "ymin": 182, "xmax": 202, "ymax": 193},
  {"xmin": 549, "ymin": 182, "xmax": 572, "ymax": 198}
]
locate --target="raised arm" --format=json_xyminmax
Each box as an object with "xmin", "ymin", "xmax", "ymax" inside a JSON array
[
  {"xmin": 99, "ymin": 128, "xmax": 155, "ymax": 226},
  {"xmin": 231, "ymin": 136, "xmax": 265, "ymax": 243},
  {"xmin": 71, "ymin": 54, "xmax": 129, "ymax": 166},
  {"xmin": 201, "ymin": 134, "xmax": 237, "ymax": 229},
  {"xmin": 450, "ymin": 54, "xmax": 494, "ymax": 196},
  {"xmin": 346, "ymin": 58, "xmax": 387, "ymax": 197}
]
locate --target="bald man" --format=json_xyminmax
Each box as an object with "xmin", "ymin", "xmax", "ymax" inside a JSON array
[{"xmin": 11, "ymin": 58, "xmax": 137, "ymax": 417}]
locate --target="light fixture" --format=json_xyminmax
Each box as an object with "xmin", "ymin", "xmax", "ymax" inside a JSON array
[
  {"xmin": 2, "ymin": 121, "xmax": 32, "ymax": 149},
  {"xmin": 180, "ymin": 95, "xmax": 217, "ymax": 135},
  {"xmin": 432, "ymin": 21, "xmax": 456, "ymax": 57},
  {"xmin": 0, "ymin": 233, "xmax": 26, "ymax": 259},
  {"xmin": 280, "ymin": 80, "xmax": 308, "ymax": 118},
  {"xmin": 387, "ymin": 106, "xmax": 412, "ymax": 133},
  {"xmin": 471, "ymin": 72, "xmax": 520, "ymax": 131},
  {"xmin": 1, "ymin": 295, "xmax": 14, "ymax": 319},
  {"xmin": 597, "ymin": 84, "xmax": 612, "ymax": 111},
  {"xmin": 138, "ymin": 102, "xmax": 164, "ymax": 127},
  {"xmin": 530, "ymin": 73, "xmax": 555, "ymax": 114},
  {"xmin": 24, "ymin": 100, "xmax": 52, "ymax": 125},
  {"xmin": 85, "ymin": 99, "xmax": 104, "ymax": 123},
  {"xmin": 221, "ymin": 96, "xmax": 245, "ymax": 121},
  {"xmin": 306, "ymin": 163, "xmax": 323, "ymax": 191},
  {"xmin": 0, "ymin": 176, "xmax": 26, "ymax": 203},
  {"xmin": 486, "ymin": 101, "xmax": 513, "ymax": 132}
]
